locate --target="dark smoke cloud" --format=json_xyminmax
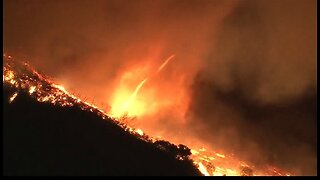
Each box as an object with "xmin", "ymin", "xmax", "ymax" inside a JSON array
[
  {"xmin": 187, "ymin": 0, "xmax": 316, "ymax": 175},
  {"xmin": 4, "ymin": 0, "xmax": 316, "ymax": 175}
]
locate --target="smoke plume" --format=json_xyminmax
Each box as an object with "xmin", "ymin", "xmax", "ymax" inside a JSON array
[{"xmin": 4, "ymin": 0, "xmax": 316, "ymax": 175}]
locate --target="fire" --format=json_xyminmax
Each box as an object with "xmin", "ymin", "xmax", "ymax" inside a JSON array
[
  {"xmin": 198, "ymin": 162, "xmax": 210, "ymax": 176},
  {"xmin": 29, "ymin": 86, "xmax": 36, "ymax": 94},
  {"xmin": 110, "ymin": 78, "xmax": 148, "ymax": 118},
  {"xmin": 215, "ymin": 153, "xmax": 226, "ymax": 158},
  {"xmin": 135, "ymin": 128, "xmax": 144, "ymax": 136},
  {"xmin": 156, "ymin": 54, "xmax": 175, "ymax": 73},
  {"xmin": 4, "ymin": 71, "xmax": 14, "ymax": 81},
  {"xmin": 9, "ymin": 92, "xmax": 18, "ymax": 103},
  {"xmin": 3, "ymin": 54, "xmax": 293, "ymax": 176},
  {"xmin": 109, "ymin": 54, "xmax": 176, "ymax": 118}
]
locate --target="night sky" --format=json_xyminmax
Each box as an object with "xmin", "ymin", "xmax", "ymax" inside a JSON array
[{"xmin": 4, "ymin": 0, "xmax": 317, "ymax": 175}]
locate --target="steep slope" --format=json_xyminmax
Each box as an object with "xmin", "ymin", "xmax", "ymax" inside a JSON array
[
  {"xmin": 3, "ymin": 55, "xmax": 293, "ymax": 176},
  {"xmin": 3, "ymin": 57, "xmax": 201, "ymax": 176}
]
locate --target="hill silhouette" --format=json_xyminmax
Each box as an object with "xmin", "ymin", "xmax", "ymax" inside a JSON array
[{"xmin": 3, "ymin": 83, "xmax": 201, "ymax": 176}]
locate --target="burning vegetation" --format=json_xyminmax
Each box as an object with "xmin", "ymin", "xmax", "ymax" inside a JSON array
[{"xmin": 3, "ymin": 54, "xmax": 292, "ymax": 176}]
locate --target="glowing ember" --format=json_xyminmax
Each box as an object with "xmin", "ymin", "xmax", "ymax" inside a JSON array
[
  {"xmin": 29, "ymin": 86, "xmax": 36, "ymax": 94},
  {"xmin": 4, "ymin": 71, "xmax": 14, "ymax": 81},
  {"xmin": 9, "ymin": 92, "xmax": 18, "ymax": 103},
  {"xmin": 215, "ymin": 153, "xmax": 225, "ymax": 158}
]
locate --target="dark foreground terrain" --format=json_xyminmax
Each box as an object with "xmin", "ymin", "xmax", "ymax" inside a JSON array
[{"xmin": 3, "ymin": 84, "xmax": 201, "ymax": 176}]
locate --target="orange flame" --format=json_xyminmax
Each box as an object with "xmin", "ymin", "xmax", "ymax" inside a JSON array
[
  {"xmin": 109, "ymin": 54, "xmax": 175, "ymax": 118},
  {"xmin": 198, "ymin": 162, "xmax": 210, "ymax": 176},
  {"xmin": 9, "ymin": 92, "xmax": 18, "ymax": 103},
  {"xmin": 110, "ymin": 78, "xmax": 148, "ymax": 117}
]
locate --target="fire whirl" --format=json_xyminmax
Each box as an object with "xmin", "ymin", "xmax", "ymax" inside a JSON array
[
  {"xmin": 109, "ymin": 54, "xmax": 176, "ymax": 118},
  {"xmin": 3, "ymin": 54, "xmax": 291, "ymax": 176}
]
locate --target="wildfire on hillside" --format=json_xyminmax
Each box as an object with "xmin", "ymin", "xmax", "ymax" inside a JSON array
[{"xmin": 3, "ymin": 54, "xmax": 292, "ymax": 176}]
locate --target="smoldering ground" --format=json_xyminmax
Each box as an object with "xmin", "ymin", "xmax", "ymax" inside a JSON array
[{"xmin": 4, "ymin": 0, "xmax": 316, "ymax": 175}]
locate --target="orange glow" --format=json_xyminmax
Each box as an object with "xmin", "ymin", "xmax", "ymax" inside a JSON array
[
  {"xmin": 198, "ymin": 162, "xmax": 210, "ymax": 176},
  {"xmin": 4, "ymin": 71, "xmax": 14, "ymax": 81},
  {"xmin": 156, "ymin": 54, "xmax": 175, "ymax": 73},
  {"xmin": 9, "ymin": 92, "xmax": 18, "ymax": 103},
  {"xmin": 215, "ymin": 153, "xmax": 226, "ymax": 158},
  {"xmin": 29, "ymin": 86, "xmax": 36, "ymax": 94},
  {"xmin": 110, "ymin": 78, "xmax": 148, "ymax": 118},
  {"xmin": 108, "ymin": 54, "xmax": 176, "ymax": 119},
  {"xmin": 135, "ymin": 129, "xmax": 144, "ymax": 136},
  {"xmin": 3, "ymin": 55, "xmax": 293, "ymax": 176}
]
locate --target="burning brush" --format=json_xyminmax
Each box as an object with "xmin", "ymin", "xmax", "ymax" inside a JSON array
[{"xmin": 3, "ymin": 54, "xmax": 291, "ymax": 176}]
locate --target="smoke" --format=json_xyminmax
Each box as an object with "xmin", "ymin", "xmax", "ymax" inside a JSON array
[
  {"xmin": 4, "ymin": 0, "xmax": 234, "ymax": 118},
  {"xmin": 186, "ymin": 0, "xmax": 317, "ymax": 175},
  {"xmin": 4, "ymin": 0, "xmax": 316, "ymax": 175}
]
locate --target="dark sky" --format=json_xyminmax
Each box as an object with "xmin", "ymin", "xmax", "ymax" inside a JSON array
[{"xmin": 4, "ymin": 0, "xmax": 317, "ymax": 175}]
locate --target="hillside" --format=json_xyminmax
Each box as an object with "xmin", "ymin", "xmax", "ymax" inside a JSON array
[{"xmin": 3, "ymin": 58, "xmax": 201, "ymax": 176}]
